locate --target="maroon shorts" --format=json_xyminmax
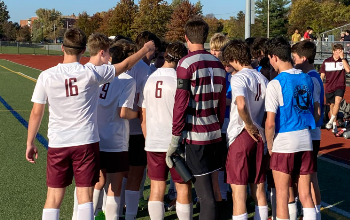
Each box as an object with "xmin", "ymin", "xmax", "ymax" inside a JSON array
[
  {"xmin": 100, "ymin": 151, "xmax": 129, "ymax": 173},
  {"xmin": 147, "ymin": 152, "xmax": 183, "ymax": 183},
  {"xmin": 47, "ymin": 142, "xmax": 100, "ymax": 188},
  {"xmin": 226, "ymin": 130, "xmax": 266, "ymax": 185},
  {"xmin": 312, "ymin": 140, "xmax": 320, "ymax": 171},
  {"xmin": 270, "ymin": 151, "xmax": 315, "ymax": 175}
]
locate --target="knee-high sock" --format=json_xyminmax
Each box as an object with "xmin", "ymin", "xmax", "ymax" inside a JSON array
[
  {"xmin": 232, "ymin": 213, "xmax": 248, "ymax": 220},
  {"xmin": 254, "ymin": 205, "xmax": 268, "ymax": 220},
  {"xmin": 148, "ymin": 201, "xmax": 165, "ymax": 220},
  {"xmin": 93, "ymin": 189, "xmax": 102, "ymax": 215},
  {"xmin": 288, "ymin": 202, "xmax": 297, "ymax": 220},
  {"xmin": 139, "ymin": 168, "xmax": 147, "ymax": 199},
  {"xmin": 105, "ymin": 196, "xmax": 121, "ymax": 220},
  {"xmin": 125, "ymin": 190, "xmax": 140, "ymax": 220},
  {"xmin": 77, "ymin": 202, "xmax": 94, "ymax": 220},
  {"xmin": 119, "ymin": 177, "xmax": 127, "ymax": 216},
  {"xmin": 270, "ymin": 188, "xmax": 277, "ymax": 220},
  {"xmin": 72, "ymin": 187, "xmax": 78, "ymax": 220},
  {"xmin": 176, "ymin": 202, "xmax": 192, "ymax": 220},
  {"xmin": 43, "ymin": 208, "xmax": 59, "ymax": 220},
  {"xmin": 218, "ymin": 171, "xmax": 227, "ymax": 200},
  {"xmin": 303, "ymin": 208, "xmax": 316, "ymax": 220},
  {"xmin": 102, "ymin": 183, "xmax": 108, "ymax": 212}
]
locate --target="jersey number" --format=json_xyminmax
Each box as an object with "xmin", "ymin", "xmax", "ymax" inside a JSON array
[
  {"xmin": 155, "ymin": 81, "xmax": 163, "ymax": 98},
  {"xmin": 255, "ymin": 83, "xmax": 261, "ymax": 101},
  {"xmin": 99, "ymin": 83, "xmax": 110, "ymax": 99},
  {"xmin": 65, "ymin": 78, "xmax": 78, "ymax": 97}
]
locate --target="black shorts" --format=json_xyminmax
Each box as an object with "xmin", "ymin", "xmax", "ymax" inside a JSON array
[
  {"xmin": 220, "ymin": 133, "xmax": 228, "ymax": 169},
  {"xmin": 185, "ymin": 142, "xmax": 222, "ymax": 176},
  {"xmin": 312, "ymin": 140, "xmax": 320, "ymax": 171},
  {"xmin": 128, "ymin": 134, "xmax": 147, "ymax": 166},
  {"xmin": 326, "ymin": 89, "xmax": 345, "ymax": 104},
  {"xmin": 100, "ymin": 151, "xmax": 129, "ymax": 173}
]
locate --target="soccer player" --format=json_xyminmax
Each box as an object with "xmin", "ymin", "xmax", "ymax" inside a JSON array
[
  {"xmin": 166, "ymin": 17, "xmax": 226, "ymax": 220},
  {"xmin": 265, "ymin": 37, "xmax": 317, "ymax": 220},
  {"xmin": 123, "ymin": 31, "xmax": 161, "ymax": 220},
  {"xmin": 138, "ymin": 42, "xmax": 191, "ymax": 219},
  {"xmin": 150, "ymin": 41, "xmax": 168, "ymax": 73},
  {"xmin": 292, "ymin": 41, "xmax": 323, "ymax": 220},
  {"xmin": 222, "ymin": 40, "xmax": 269, "ymax": 220},
  {"xmin": 209, "ymin": 33, "xmax": 231, "ymax": 205},
  {"xmin": 321, "ymin": 44, "xmax": 350, "ymax": 133},
  {"xmin": 25, "ymin": 28, "xmax": 154, "ymax": 220}
]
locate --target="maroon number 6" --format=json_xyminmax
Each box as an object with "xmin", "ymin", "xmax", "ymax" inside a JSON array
[
  {"xmin": 65, "ymin": 78, "xmax": 78, "ymax": 97},
  {"xmin": 155, "ymin": 81, "xmax": 163, "ymax": 98}
]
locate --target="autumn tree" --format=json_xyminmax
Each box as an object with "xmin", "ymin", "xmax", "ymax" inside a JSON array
[
  {"xmin": 165, "ymin": 0, "xmax": 202, "ymax": 42},
  {"xmin": 16, "ymin": 25, "xmax": 31, "ymax": 42},
  {"xmin": 131, "ymin": 0, "xmax": 172, "ymax": 39},
  {"xmin": 204, "ymin": 14, "xmax": 223, "ymax": 41},
  {"xmin": 2, "ymin": 21, "xmax": 18, "ymax": 41}
]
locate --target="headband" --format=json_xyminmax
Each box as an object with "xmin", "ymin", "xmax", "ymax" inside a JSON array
[{"xmin": 63, "ymin": 44, "xmax": 86, "ymax": 50}]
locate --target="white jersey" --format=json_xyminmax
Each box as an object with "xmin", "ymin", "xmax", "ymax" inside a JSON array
[
  {"xmin": 31, "ymin": 62, "xmax": 115, "ymax": 148},
  {"xmin": 126, "ymin": 60, "xmax": 151, "ymax": 135},
  {"xmin": 227, "ymin": 68, "xmax": 269, "ymax": 146},
  {"xmin": 97, "ymin": 73, "xmax": 136, "ymax": 152},
  {"xmin": 265, "ymin": 68, "xmax": 313, "ymax": 153},
  {"xmin": 138, "ymin": 68, "xmax": 177, "ymax": 152}
]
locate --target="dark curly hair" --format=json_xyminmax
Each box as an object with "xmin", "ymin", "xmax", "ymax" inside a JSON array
[
  {"xmin": 222, "ymin": 40, "xmax": 251, "ymax": 66},
  {"xmin": 109, "ymin": 39, "xmax": 137, "ymax": 64},
  {"xmin": 266, "ymin": 37, "xmax": 291, "ymax": 62},
  {"xmin": 164, "ymin": 42, "xmax": 188, "ymax": 64},
  {"xmin": 251, "ymin": 37, "xmax": 268, "ymax": 59}
]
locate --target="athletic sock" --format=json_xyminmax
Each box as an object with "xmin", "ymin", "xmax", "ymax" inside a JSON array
[
  {"xmin": 125, "ymin": 190, "xmax": 140, "ymax": 220},
  {"xmin": 77, "ymin": 202, "xmax": 94, "ymax": 220},
  {"xmin": 72, "ymin": 188, "xmax": 78, "ymax": 220},
  {"xmin": 119, "ymin": 177, "xmax": 127, "ymax": 216},
  {"xmin": 270, "ymin": 188, "xmax": 277, "ymax": 220},
  {"xmin": 42, "ymin": 208, "xmax": 59, "ymax": 220},
  {"xmin": 148, "ymin": 201, "xmax": 165, "ymax": 220},
  {"xmin": 254, "ymin": 205, "xmax": 268, "ymax": 220},
  {"xmin": 139, "ymin": 169, "xmax": 147, "ymax": 199},
  {"xmin": 105, "ymin": 196, "xmax": 121, "ymax": 220},
  {"xmin": 303, "ymin": 207, "xmax": 316, "ymax": 220},
  {"xmin": 102, "ymin": 184, "xmax": 108, "ymax": 212},
  {"xmin": 232, "ymin": 212, "xmax": 248, "ymax": 220},
  {"xmin": 329, "ymin": 115, "xmax": 336, "ymax": 124},
  {"xmin": 93, "ymin": 189, "xmax": 101, "ymax": 214},
  {"xmin": 288, "ymin": 202, "xmax": 297, "ymax": 220},
  {"xmin": 315, "ymin": 205, "xmax": 321, "ymax": 220},
  {"xmin": 176, "ymin": 202, "xmax": 192, "ymax": 220},
  {"xmin": 218, "ymin": 171, "xmax": 228, "ymax": 200}
]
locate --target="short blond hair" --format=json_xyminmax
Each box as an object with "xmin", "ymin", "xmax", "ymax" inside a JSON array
[
  {"xmin": 209, "ymin": 33, "xmax": 230, "ymax": 51},
  {"xmin": 87, "ymin": 33, "xmax": 111, "ymax": 56}
]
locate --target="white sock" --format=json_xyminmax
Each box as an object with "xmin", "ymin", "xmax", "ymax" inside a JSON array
[
  {"xmin": 303, "ymin": 207, "xmax": 316, "ymax": 220},
  {"xmin": 329, "ymin": 115, "xmax": 336, "ymax": 123},
  {"xmin": 288, "ymin": 202, "xmax": 297, "ymax": 220},
  {"xmin": 119, "ymin": 177, "xmax": 127, "ymax": 216},
  {"xmin": 254, "ymin": 205, "xmax": 268, "ymax": 220},
  {"xmin": 77, "ymin": 202, "xmax": 94, "ymax": 220},
  {"xmin": 105, "ymin": 196, "xmax": 121, "ymax": 220},
  {"xmin": 43, "ymin": 208, "xmax": 59, "ymax": 220},
  {"xmin": 270, "ymin": 188, "xmax": 277, "ymax": 220},
  {"xmin": 139, "ymin": 169, "xmax": 147, "ymax": 199},
  {"xmin": 218, "ymin": 171, "xmax": 228, "ymax": 200},
  {"xmin": 315, "ymin": 205, "xmax": 321, "ymax": 220},
  {"xmin": 232, "ymin": 212, "xmax": 248, "ymax": 220},
  {"xmin": 276, "ymin": 218, "xmax": 289, "ymax": 220},
  {"xmin": 148, "ymin": 201, "xmax": 165, "ymax": 220},
  {"xmin": 125, "ymin": 190, "xmax": 140, "ymax": 220},
  {"xmin": 333, "ymin": 121, "xmax": 337, "ymax": 128},
  {"xmin": 72, "ymin": 188, "xmax": 78, "ymax": 220},
  {"xmin": 102, "ymin": 184, "xmax": 108, "ymax": 212},
  {"xmin": 176, "ymin": 202, "xmax": 192, "ymax": 220},
  {"xmin": 93, "ymin": 189, "xmax": 101, "ymax": 214}
]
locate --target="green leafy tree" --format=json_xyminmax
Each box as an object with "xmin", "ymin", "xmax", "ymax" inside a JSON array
[
  {"xmin": 75, "ymin": 12, "xmax": 103, "ymax": 37},
  {"xmin": 0, "ymin": 0, "xmax": 10, "ymax": 37},
  {"xmin": 32, "ymin": 8, "xmax": 63, "ymax": 42}
]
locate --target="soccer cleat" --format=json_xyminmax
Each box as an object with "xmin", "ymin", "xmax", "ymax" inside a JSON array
[
  {"xmin": 166, "ymin": 199, "xmax": 176, "ymax": 211},
  {"xmin": 325, "ymin": 121, "xmax": 333, "ymax": 130}
]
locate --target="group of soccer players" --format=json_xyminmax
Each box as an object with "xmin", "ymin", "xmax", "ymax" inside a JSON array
[{"xmin": 26, "ymin": 16, "xmax": 324, "ymax": 220}]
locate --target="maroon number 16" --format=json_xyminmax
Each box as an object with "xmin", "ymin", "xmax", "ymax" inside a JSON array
[{"xmin": 65, "ymin": 78, "xmax": 78, "ymax": 97}]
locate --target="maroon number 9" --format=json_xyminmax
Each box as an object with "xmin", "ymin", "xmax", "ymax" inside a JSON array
[
  {"xmin": 99, "ymin": 83, "xmax": 110, "ymax": 99},
  {"xmin": 155, "ymin": 81, "xmax": 163, "ymax": 98},
  {"xmin": 65, "ymin": 78, "xmax": 78, "ymax": 97}
]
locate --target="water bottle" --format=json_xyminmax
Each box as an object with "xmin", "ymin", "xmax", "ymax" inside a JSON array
[
  {"xmin": 343, "ymin": 131, "xmax": 350, "ymax": 139},
  {"xmin": 171, "ymin": 154, "xmax": 194, "ymax": 183}
]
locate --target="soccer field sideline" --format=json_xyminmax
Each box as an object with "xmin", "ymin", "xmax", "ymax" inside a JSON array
[{"xmin": 0, "ymin": 59, "xmax": 349, "ymax": 220}]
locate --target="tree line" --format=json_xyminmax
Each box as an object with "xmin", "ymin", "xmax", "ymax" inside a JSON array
[{"xmin": 1, "ymin": 0, "xmax": 350, "ymax": 43}]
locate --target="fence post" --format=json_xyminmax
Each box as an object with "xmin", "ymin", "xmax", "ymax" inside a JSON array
[
  {"xmin": 17, "ymin": 42, "xmax": 19, "ymax": 54},
  {"xmin": 47, "ymin": 44, "xmax": 49, "ymax": 55}
]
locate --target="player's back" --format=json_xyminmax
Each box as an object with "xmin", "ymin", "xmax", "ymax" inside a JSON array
[
  {"xmin": 32, "ymin": 62, "xmax": 115, "ymax": 147},
  {"xmin": 141, "ymin": 68, "xmax": 177, "ymax": 152}
]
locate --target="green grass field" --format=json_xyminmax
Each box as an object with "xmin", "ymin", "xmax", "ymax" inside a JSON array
[
  {"xmin": 0, "ymin": 59, "xmax": 349, "ymax": 220},
  {"xmin": 0, "ymin": 45, "xmax": 90, "ymax": 56}
]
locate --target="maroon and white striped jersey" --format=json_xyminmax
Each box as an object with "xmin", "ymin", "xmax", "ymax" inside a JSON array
[{"xmin": 172, "ymin": 50, "xmax": 226, "ymax": 145}]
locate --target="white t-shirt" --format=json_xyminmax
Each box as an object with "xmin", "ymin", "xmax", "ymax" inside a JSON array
[
  {"xmin": 309, "ymin": 71, "xmax": 322, "ymax": 140},
  {"xmin": 97, "ymin": 73, "xmax": 136, "ymax": 152},
  {"xmin": 138, "ymin": 68, "xmax": 177, "ymax": 152},
  {"xmin": 126, "ymin": 60, "xmax": 151, "ymax": 135},
  {"xmin": 265, "ymin": 68, "xmax": 313, "ymax": 153},
  {"xmin": 31, "ymin": 62, "xmax": 115, "ymax": 148},
  {"xmin": 227, "ymin": 68, "xmax": 269, "ymax": 146}
]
